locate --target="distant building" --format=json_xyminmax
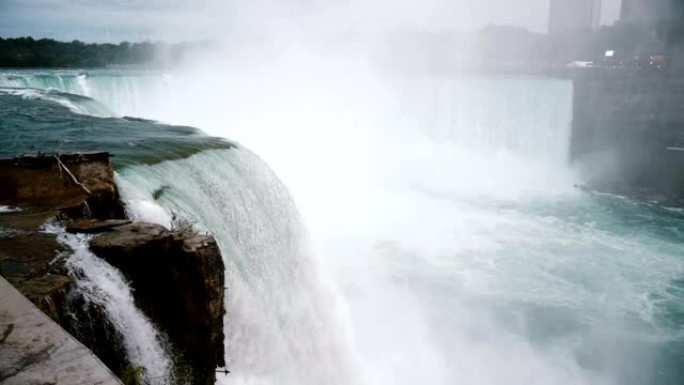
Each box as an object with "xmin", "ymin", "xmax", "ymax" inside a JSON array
[
  {"xmin": 548, "ymin": 0, "xmax": 602, "ymax": 34},
  {"xmin": 620, "ymin": 0, "xmax": 682, "ymax": 23}
]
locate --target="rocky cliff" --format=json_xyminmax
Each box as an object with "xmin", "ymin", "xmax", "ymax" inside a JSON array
[{"xmin": 0, "ymin": 152, "xmax": 225, "ymax": 385}]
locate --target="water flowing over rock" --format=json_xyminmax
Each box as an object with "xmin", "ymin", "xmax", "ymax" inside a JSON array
[
  {"xmin": 90, "ymin": 222, "xmax": 226, "ymax": 385},
  {"xmin": 0, "ymin": 152, "xmax": 226, "ymax": 385},
  {"xmin": 0, "ymin": 275, "xmax": 123, "ymax": 385}
]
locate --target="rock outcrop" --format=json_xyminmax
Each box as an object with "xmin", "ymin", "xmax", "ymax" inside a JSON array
[
  {"xmin": 0, "ymin": 152, "xmax": 226, "ymax": 385},
  {"xmin": 0, "ymin": 152, "xmax": 125, "ymax": 219},
  {"xmin": 90, "ymin": 222, "xmax": 226, "ymax": 385}
]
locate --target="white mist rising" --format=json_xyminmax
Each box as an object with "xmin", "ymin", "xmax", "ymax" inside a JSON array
[
  {"xmin": 101, "ymin": 18, "xmax": 603, "ymax": 384},
  {"xmin": 9, "ymin": 48, "xmax": 681, "ymax": 385},
  {"xmin": 3, "ymin": 1, "xmax": 681, "ymax": 384}
]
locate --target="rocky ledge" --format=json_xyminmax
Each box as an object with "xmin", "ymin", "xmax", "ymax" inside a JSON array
[{"xmin": 0, "ymin": 153, "xmax": 225, "ymax": 385}]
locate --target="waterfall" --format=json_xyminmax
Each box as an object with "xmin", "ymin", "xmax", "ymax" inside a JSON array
[
  {"xmin": 0, "ymin": 70, "xmax": 166, "ymax": 117},
  {"xmin": 6, "ymin": 67, "xmax": 684, "ymax": 385},
  {"xmin": 106, "ymin": 67, "xmax": 682, "ymax": 385},
  {"xmin": 0, "ymin": 88, "xmax": 114, "ymax": 117},
  {"xmin": 54, "ymin": 229, "xmax": 174, "ymax": 385},
  {"xmin": 118, "ymin": 148, "xmax": 356, "ymax": 385}
]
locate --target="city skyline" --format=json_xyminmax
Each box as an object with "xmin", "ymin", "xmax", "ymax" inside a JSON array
[
  {"xmin": 0, "ymin": 0, "xmax": 622, "ymax": 42},
  {"xmin": 548, "ymin": 0, "xmax": 603, "ymax": 34}
]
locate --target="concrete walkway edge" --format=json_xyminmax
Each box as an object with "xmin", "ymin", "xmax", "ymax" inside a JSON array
[{"xmin": 0, "ymin": 275, "xmax": 122, "ymax": 385}]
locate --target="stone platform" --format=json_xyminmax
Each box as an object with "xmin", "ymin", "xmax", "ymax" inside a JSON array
[{"xmin": 0, "ymin": 275, "xmax": 122, "ymax": 385}]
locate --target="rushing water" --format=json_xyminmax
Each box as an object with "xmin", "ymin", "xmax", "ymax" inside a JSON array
[
  {"xmin": 1, "ymin": 69, "xmax": 684, "ymax": 385},
  {"xmin": 54, "ymin": 229, "xmax": 174, "ymax": 385}
]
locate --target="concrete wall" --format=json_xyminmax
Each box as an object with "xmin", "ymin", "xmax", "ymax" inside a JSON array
[
  {"xmin": 570, "ymin": 69, "xmax": 684, "ymax": 204},
  {"xmin": 0, "ymin": 275, "xmax": 122, "ymax": 385}
]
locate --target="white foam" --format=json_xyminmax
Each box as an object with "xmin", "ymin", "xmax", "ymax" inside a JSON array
[
  {"xmin": 114, "ymin": 173, "xmax": 173, "ymax": 228},
  {"xmin": 113, "ymin": 67, "xmax": 684, "ymax": 385},
  {"xmin": 120, "ymin": 149, "xmax": 357, "ymax": 385},
  {"xmin": 13, "ymin": 66, "xmax": 682, "ymax": 385},
  {"xmin": 47, "ymin": 225, "xmax": 174, "ymax": 385},
  {"xmin": 0, "ymin": 87, "xmax": 113, "ymax": 117},
  {"xmin": 0, "ymin": 205, "xmax": 22, "ymax": 213}
]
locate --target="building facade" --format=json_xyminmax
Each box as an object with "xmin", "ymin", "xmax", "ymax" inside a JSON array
[
  {"xmin": 620, "ymin": 0, "xmax": 683, "ymax": 23},
  {"xmin": 549, "ymin": 0, "xmax": 602, "ymax": 34}
]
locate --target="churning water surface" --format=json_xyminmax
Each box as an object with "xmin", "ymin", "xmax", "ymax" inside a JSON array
[{"xmin": 2, "ymin": 68, "xmax": 683, "ymax": 385}]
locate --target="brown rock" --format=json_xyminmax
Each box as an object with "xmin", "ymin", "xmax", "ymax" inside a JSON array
[
  {"xmin": 173, "ymin": 233, "xmax": 226, "ymax": 375},
  {"xmin": 0, "ymin": 152, "xmax": 125, "ymax": 220},
  {"xmin": 0, "ymin": 153, "xmax": 226, "ymax": 385},
  {"xmin": 66, "ymin": 219, "xmax": 132, "ymax": 234},
  {"xmin": 13, "ymin": 274, "xmax": 71, "ymax": 323},
  {"xmin": 0, "ymin": 232, "xmax": 68, "ymax": 298},
  {"xmin": 0, "ymin": 152, "xmax": 137, "ymax": 382},
  {"xmin": 90, "ymin": 223, "xmax": 226, "ymax": 385},
  {"xmin": 90, "ymin": 222, "xmax": 173, "ymax": 252}
]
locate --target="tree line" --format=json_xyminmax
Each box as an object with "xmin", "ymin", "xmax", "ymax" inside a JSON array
[{"xmin": 0, "ymin": 37, "xmax": 204, "ymax": 68}]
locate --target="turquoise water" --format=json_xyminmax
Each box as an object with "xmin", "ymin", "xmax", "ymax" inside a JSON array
[
  {"xmin": 0, "ymin": 87, "xmax": 233, "ymax": 166},
  {"xmin": 1, "ymin": 69, "xmax": 683, "ymax": 385}
]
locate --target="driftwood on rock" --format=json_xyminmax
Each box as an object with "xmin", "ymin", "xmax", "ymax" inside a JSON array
[
  {"xmin": 55, "ymin": 155, "xmax": 92, "ymax": 195},
  {"xmin": 0, "ymin": 152, "xmax": 125, "ymax": 219}
]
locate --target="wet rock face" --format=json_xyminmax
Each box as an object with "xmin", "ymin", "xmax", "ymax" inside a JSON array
[
  {"xmin": 90, "ymin": 223, "xmax": 226, "ymax": 385},
  {"xmin": 0, "ymin": 153, "xmax": 134, "ymax": 383},
  {"xmin": 0, "ymin": 219, "xmax": 72, "ymax": 327},
  {"xmin": 90, "ymin": 222, "xmax": 174, "ymax": 260},
  {"xmin": 0, "ymin": 152, "xmax": 226, "ymax": 385},
  {"xmin": 0, "ymin": 153, "xmax": 125, "ymax": 219},
  {"xmin": 66, "ymin": 218, "xmax": 132, "ymax": 234},
  {"xmin": 0, "ymin": 153, "xmax": 123, "ymax": 325},
  {"xmin": 64, "ymin": 294, "xmax": 131, "ymax": 381},
  {"xmin": 173, "ymin": 233, "xmax": 226, "ymax": 373}
]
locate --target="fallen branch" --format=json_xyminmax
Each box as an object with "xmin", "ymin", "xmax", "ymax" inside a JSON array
[{"xmin": 54, "ymin": 155, "xmax": 92, "ymax": 195}]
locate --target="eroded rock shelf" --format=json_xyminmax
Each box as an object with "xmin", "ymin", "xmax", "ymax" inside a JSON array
[{"xmin": 0, "ymin": 152, "xmax": 226, "ymax": 385}]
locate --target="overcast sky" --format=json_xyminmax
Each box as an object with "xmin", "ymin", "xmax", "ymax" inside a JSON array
[{"xmin": 0, "ymin": 0, "xmax": 622, "ymax": 42}]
